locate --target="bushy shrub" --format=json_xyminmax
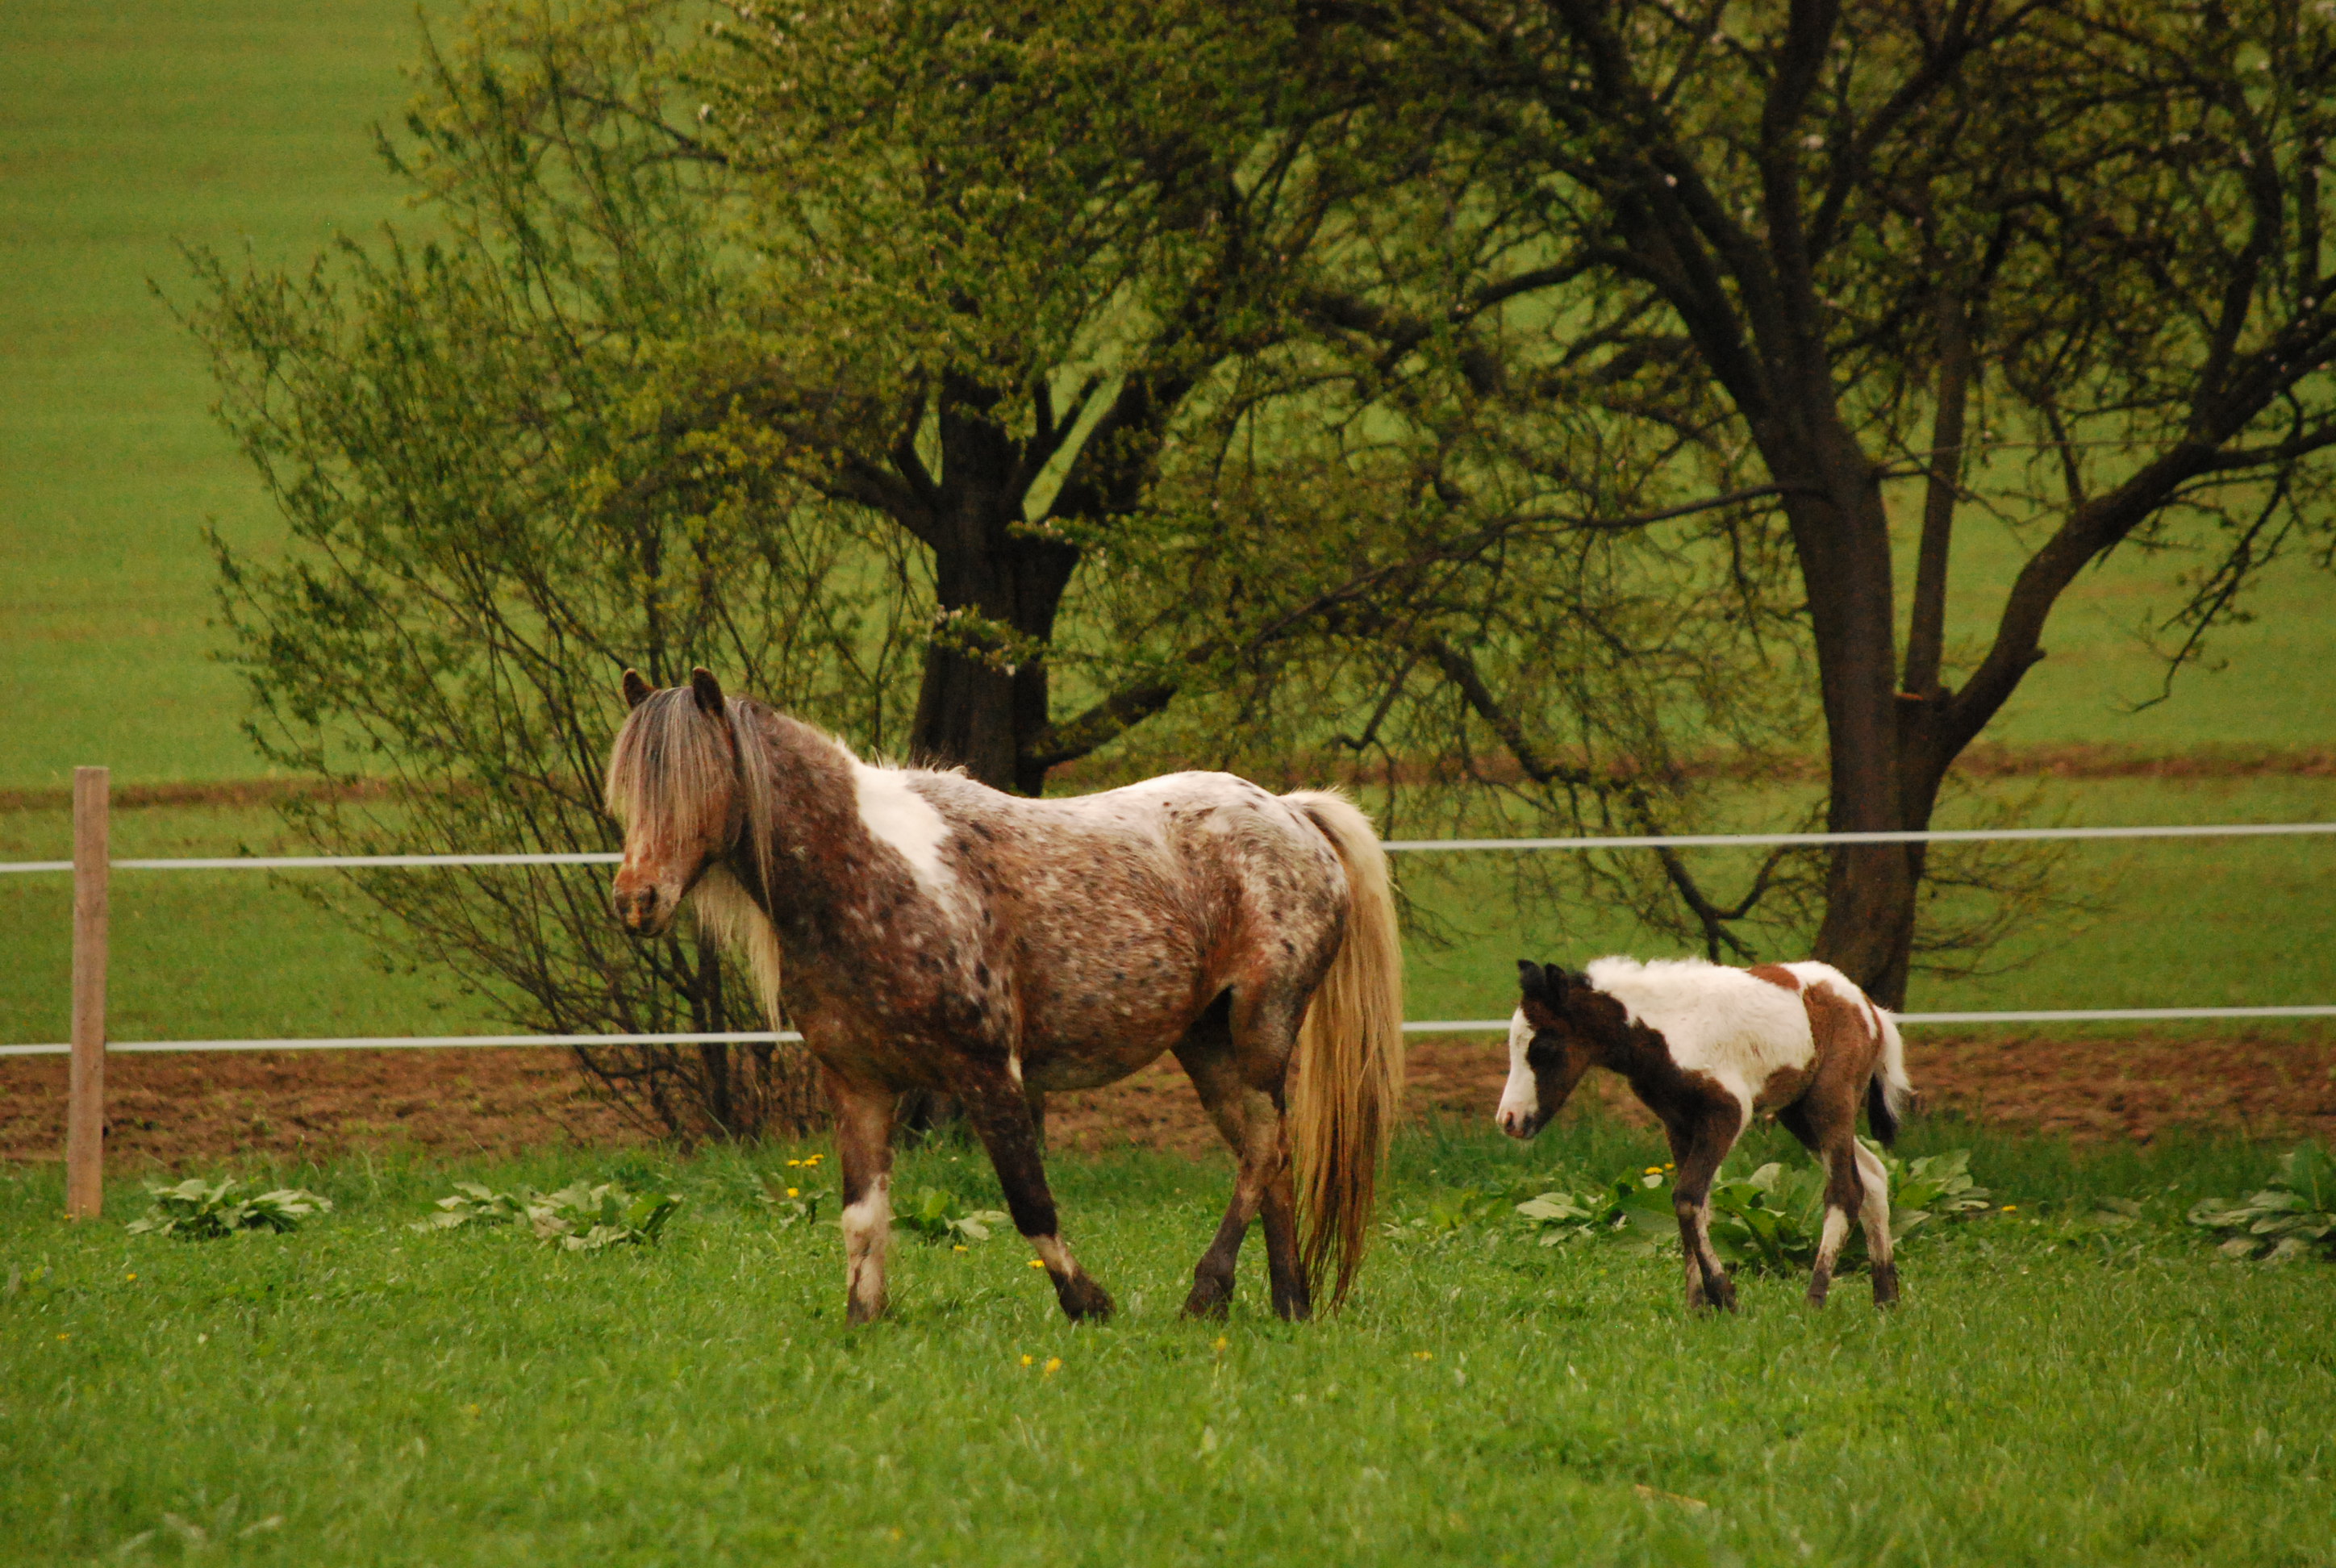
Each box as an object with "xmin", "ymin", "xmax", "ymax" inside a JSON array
[
  {"xmin": 2187, "ymin": 1145, "xmax": 2336, "ymax": 1262},
  {"xmin": 127, "ymin": 1179, "xmax": 332, "ymax": 1240},
  {"xmin": 415, "ymin": 1181, "xmax": 682, "ymax": 1251}
]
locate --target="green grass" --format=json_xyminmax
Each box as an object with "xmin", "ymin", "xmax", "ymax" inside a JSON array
[
  {"xmin": 0, "ymin": 0, "xmax": 437, "ymax": 792},
  {"xmin": 2, "ymin": 0, "xmax": 2334, "ymax": 793},
  {"xmin": 2, "ymin": 1125, "xmax": 2330, "ymax": 1566}
]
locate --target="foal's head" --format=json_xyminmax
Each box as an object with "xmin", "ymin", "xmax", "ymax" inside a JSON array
[
  {"xmin": 1495, "ymin": 959, "xmax": 1600, "ymax": 1140},
  {"xmin": 603, "ymin": 667, "xmax": 744, "ymax": 937}
]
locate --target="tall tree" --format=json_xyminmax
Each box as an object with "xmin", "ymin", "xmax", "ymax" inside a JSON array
[{"xmin": 1309, "ymin": 0, "xmax": 2336, "ymax": 1001}]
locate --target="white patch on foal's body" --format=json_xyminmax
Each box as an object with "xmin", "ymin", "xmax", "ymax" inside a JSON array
[
  {"xmin": 853, "ymin": 764, "xmax": 953, "ymax": 886},
  {"xmin": 1496, "ymin": 1007, "xmax": 1538, "ymax": 1132},
  {"xmin": 1583, "ymin": 957, "xmax": 1817, "ymax": 1123}
]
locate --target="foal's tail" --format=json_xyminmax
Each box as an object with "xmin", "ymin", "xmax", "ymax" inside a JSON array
[
  {"xmin": 1284, "ymin": 790, "xmax": 1406, "ymax": 1308},
  {"xmin": 1864, "ymin": 1000, "xmax": 1914, "ymax": 1147}
]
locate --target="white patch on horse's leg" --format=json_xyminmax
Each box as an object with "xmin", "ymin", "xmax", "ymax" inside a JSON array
[
  {"xmin": 1495, "ymin": 1007, "xmax": 1538, "ymax": 1136},
  {"xmin": 851, "ymin": 764, "xmax": 953, "ymax": 885},
  {"xmin": 842, "ymin": 1173, "xmax": 891, "ymax": 1319},
  {"xmin": 1031, "ymin": 1232, "xmax": 1079, "ymax": 1277},
  {"xmin": 1814, "ymin": 1204, "xmax": 1851, "ymax": 1270},
  {"xmin": 1853, "ymin": 1139, "xmax": 1894, "ymax": 1267}
]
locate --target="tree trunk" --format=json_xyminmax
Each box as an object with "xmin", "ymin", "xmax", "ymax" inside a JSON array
[
  {"xmin": 1768, "ymin": 413, "xmax": 1919, "ymax": 1004},
  {"xmin": 909, "ymin": 530, "xmax": 1077, "ymax": 794}
]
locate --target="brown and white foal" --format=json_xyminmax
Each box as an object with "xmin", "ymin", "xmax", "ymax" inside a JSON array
[{"xmin": 1499, "ymin": 957, "xmax": 1913, "ymax": 1312}]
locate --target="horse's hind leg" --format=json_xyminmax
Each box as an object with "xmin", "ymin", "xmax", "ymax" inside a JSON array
[
  {"xmin": 826, "ymin": 1068, "xmax": 897, "ymax": 1325},
  {"xmin": 1176, "ymin": 1026, "xmax": 1310, "ymax": 1322},
  {"xmin": 1852, "ymin": 1138, "xmax": 1899, "ymax": 1307},
  {"xmin": 957, "ymin": 1070, "xmax": 1113, "ymax": 1323},
  {"xmin": 1805, "ymin": 1134, "xmax": 1868, "ymax": 1309}
]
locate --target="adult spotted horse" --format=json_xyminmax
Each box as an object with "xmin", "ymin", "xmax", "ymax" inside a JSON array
[{"xmin": 603, "ymin": 669, "xmax": 1404, "ymax": 1324}]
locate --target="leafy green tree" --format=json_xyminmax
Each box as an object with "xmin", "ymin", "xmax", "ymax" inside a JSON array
[{"xmin": 1275, "ymin": 0, "xmax": 2336, "ymax": 1000}]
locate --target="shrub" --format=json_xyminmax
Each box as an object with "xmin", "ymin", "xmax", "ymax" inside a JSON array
[
  {"xmin": 415, "ymin": 1181, "xmax": 682, "ymax": 1251},
  {"xmin": 127, "ymin": 1179, "xmax": 332, "ymax": 1240},
  {"xmin": 891, "ymin": 1187, "xmax": 1009, "ymax": 1245},
  {"xmin": 1508, "ymin": 1145, "xmax": 1993, "ymax": 1274},
  {"xmin": 2186, "ymin": 1145, "xmax": 2336, "ymax": 1262}
]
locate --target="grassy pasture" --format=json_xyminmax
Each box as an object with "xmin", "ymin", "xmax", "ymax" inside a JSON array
[
  {"xmin": 1, "ymin": 1124, "xmax": 2330, "ymax": 1567},
  {"xmin": 2, "ymin": 1, "xmax": 2334, "ymax": 794}
]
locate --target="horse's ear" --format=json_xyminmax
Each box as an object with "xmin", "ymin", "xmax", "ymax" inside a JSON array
[
  {"xmin": 1517, "ymin": 959, "xmax": 1562, "ymax": 1005},
  {"xmin": 622, "ymin": 669, "xmax": 653, "ymax": 710},
  {"xmin": 689, "ymin": 666, "xmax": 725, "ymax": 715}
]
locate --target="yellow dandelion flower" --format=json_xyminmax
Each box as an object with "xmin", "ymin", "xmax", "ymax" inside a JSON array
[
  {"xmin": 2001, "ymin": 1204, "xmax": 2018, "ymax": 1213},
  {"xmin": 1644, "ymin": 1166, "xmax": 1663, "ymax": 1175},
  {"xmin": 1020, "ymin": 1354, "xmax": 1035, "ymax": 1366},
  {"xmin": 1413, "ymin": 1350, "xmax": 1433, "ymax": 1362},
  {"xmin": 1028, "ymin": 1258, "xmax": 1047, "ymax": 1269},
  {"xmin": 1212, "ymin": 1337, "xmax": 1228, "ymax": 1352},
  {"xmin": 56, "ymin": 1333, "xmax": 70, "ymax": 1341},
  {"xmin": 1042, "ymin": 1357, "xmax": 1062, "ymax": 1375},
  {"xmin": 786, "ymin": 1158, "xmax": 802, "ymax": 1168},
  {"xmin": 786, "ymin": 1187, "xmax": 800, "ymax": 1199},
  {"xmin": 1664, "ymin": 1163, "xmax": 1675, "ymax": 1170},
  {"xmin": 124, "ymin": 1274, "xmax": 136, "ymax": 1282},
  {"xmin": 952, "ymin": 1244, "xmax": 968, "ymax": 1253}
]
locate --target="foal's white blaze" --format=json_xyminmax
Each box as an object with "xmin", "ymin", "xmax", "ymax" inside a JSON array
[
  {"xmin": 1496, "ymin": 1007, "xmax": 1538, "ymax": 1137},
  {"xmin": 842, "ymin": 1172, "xmax": 892, "ymax": 1314},
  {"xmin": 853, "ymin": 764, "xmax": 953, "ymax": 886},
  {"xmin": 1583, "ymin": 957, "xmax": 1818, "ymax": 1124}
]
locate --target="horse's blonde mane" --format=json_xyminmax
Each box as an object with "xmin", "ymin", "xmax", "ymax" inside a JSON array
[{"xmin": 604, "ymin": 688, "xmax": 853, "ymax": 1029}]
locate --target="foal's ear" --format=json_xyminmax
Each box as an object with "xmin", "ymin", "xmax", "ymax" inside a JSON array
[
  {"xmin": 689, "ymin": 666, "xmax": 726, "ymax": 715},
  {"xmin": 1516, "ymin": 959, "xmax": 1564, "ymax": 1004},
  {"xmin": 622, "ymin": 669, "xmax": 653, "ymax": 710}
]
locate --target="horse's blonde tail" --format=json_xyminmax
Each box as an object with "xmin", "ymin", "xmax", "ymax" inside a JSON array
[{"xmin": 1283, "ymin": 790, "xmax": 1405, "ymax": 1308}]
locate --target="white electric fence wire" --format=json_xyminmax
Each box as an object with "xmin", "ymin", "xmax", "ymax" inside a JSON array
[
  {"xmin": 4, "ymin": 819, "xmax": 2336, "ymax": 874},
  {"xmin": 8, "ymin": 1006, "xmax": 2336, "ymax": 1057},
  {"xmin": 6, "ymin": 822, "xmax": 2330, "ymax": 1053}
]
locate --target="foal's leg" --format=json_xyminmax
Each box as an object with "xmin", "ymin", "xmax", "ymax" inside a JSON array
[
  {"xmin": 1804, "ymin": 1132, "xmax": 1869, "ymax": 1309},
  {"xmin": 1176, "ymin": 1010, "xmax": 1311, "ymax": 1322},
  {"xmin": 1853, "ymin": 1137, "xmax": 1900, "ymax": 1307},
  {"xmin": 826, "ymin": 1070, "xmax": 898, "ymax": 1325},
  {"xmin": 957, "ymin": 1069, "xmax": 1113, "ymax": 1322},
  {"xmin": 1669, "ymin": 1099, "xmax": 1742, "ymax": 1314}
]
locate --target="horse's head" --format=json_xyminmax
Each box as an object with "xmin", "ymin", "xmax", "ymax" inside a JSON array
[
  {"xmin": 604, "ymin": 666, "xmax": 744, "ymax": 938},
  {"xmin": 1496, "ymin": 959, "xmax": 1597, "ymax": 1139}
]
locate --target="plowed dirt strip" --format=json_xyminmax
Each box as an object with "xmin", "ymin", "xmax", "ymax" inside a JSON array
[{"xmin": 3, "ymin": 1033, "xmax": 2330, "ymax": 1167}]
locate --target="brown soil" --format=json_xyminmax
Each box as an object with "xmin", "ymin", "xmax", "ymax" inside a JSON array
[{"xmin": 6, "ymin": 1032, "xmax": 2330, "ymax": 1170}]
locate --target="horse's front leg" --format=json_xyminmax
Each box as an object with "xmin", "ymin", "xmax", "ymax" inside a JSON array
[
  {"xmin": 825, "ymin": 1067, "xmax": 898, "ymax": 1325},
  {"xmin": 1670, "ymin": 1102, "xmax": 1742, "ymax": 1314},
  {"xmin": 958, "ymin": 1069, "xmax": 1113, "ymax": 1322}
]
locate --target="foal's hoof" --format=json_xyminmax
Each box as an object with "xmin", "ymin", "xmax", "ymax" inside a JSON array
[
  {"xmin": 1052, "ymin": 1271, "xmax": 1116, "ymax": 1323},
  {"xmin": 1871, "ymin": 1262, "xmax": 1901, "ymax": 1309}
]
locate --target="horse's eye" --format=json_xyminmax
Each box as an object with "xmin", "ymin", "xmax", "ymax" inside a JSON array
[{"xmin": 1525, "ymin": 1036, "xmax": 1565, "ymax": 1071}]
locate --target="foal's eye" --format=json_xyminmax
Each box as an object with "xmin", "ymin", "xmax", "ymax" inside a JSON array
[{"xmin": 1525, "ymin": 1036, "xmax": 1565, "ymax": 1071}]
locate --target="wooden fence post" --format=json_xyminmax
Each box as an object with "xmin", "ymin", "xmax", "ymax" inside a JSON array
[{"xmin": 65, "ymin": 765, "xmax": 108, "ymax": 1220}]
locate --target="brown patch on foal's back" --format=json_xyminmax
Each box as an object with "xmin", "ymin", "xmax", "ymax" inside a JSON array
[
  {"xmin": 1745, "ymin": 964, "xmax": 1802, "ymax": 991},
  {"xmin": 1799, "ymin": 978, "xmax": 1881, "ymax": 1093}
]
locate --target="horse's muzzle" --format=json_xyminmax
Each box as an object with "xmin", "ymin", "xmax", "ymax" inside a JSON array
[{"xmin": 611, "ymin": 882, "xmax": 671, "ymax": 935}]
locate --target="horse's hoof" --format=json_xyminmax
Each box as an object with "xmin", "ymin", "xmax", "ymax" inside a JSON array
[
  {"xmin": 1871, "ymin": 1263, "xmax": 1900, "ymax": 1308},
  {"xmin": 1182, "ymin": 1288, "xmax": 1230, "ymax": 1320},
  {"xmin": 846, "ymin": 1298, "xmax": 886, "ymax": 1326},
  {"xmin": 1053, "ymin": 1272, "xmax": 1116, "ymax": 1323}
]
